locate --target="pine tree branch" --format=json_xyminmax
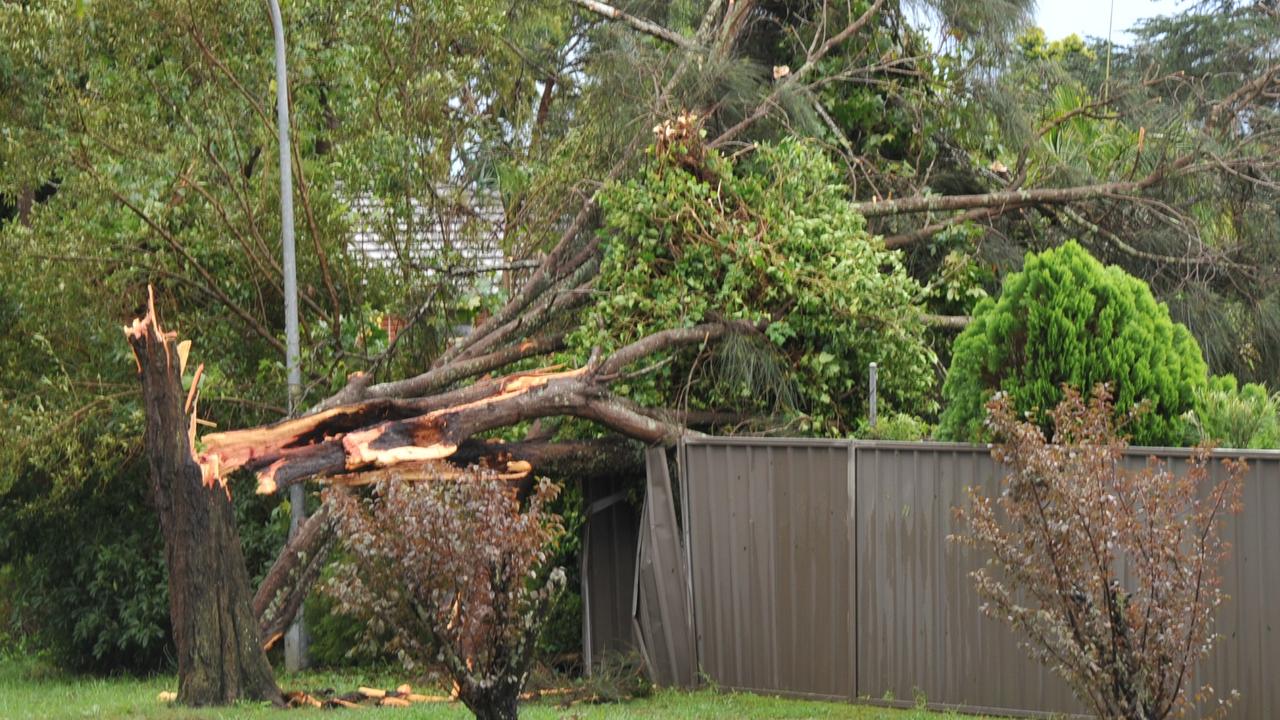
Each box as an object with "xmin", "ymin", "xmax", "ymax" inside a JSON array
[
  {"xmin": 709, "ymin": 0, "xmax": 888, "ymax": 148},
  {"xmin": 567, "ymin": 0, "xmax": 700, "ymax": 52}
]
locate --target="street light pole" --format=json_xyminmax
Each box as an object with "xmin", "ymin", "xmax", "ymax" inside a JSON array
[{"xmin": 267, "ymin": 0, "xmax": 308, "ymax": 672}]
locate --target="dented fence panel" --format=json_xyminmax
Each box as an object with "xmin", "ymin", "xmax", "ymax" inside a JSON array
[
  {"xmin": 677, "ymin": 437, "xmax": 1280, "ymax": 719},
  {"xmin": 682, "ymin": 439, "xmax": 856, "ymax": 700}
]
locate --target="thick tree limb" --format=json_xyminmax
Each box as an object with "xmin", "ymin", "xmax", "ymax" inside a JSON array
[
  {"xmin": 923, "ymin": 313, "xmax": 971, "ymax": 330},
  {"xmin": 1209, "ymin": 60, "xmax": 1280, "ymax": 131},
  {"xmin": 432, "ymin": 143, "xmax": 638, "ymax": 371},
  {"xmin": 318, "ymin": 333, "xmax": 567, "ymax": 411},
  {"xmin": 253, "ymin": 504, "xmax": 335, "ymax": 651},
  {"xmin": 451, "ymin": 260, "xmax": 598, "ymax": 364},
  {"xmin": 868, "ymin": 63, "xmax": 1280, "ymax": 246},
  {"xmin": 596, "ymin": 320, "xmax": 761, "ymax": 377},
  {"xmin": 855, "ymin": 178, "xmax": 1166, "ymax": 218},
  {"xmin": 197, "ymin": 322, "xmax": 752, "ymax": 492},
  {"xmin": 854, "ymin": 153, "xmax": 1196, "ymax": 251},
  {"xmin": 450, "ymin": 437, "xmax": 644, "ymax": 480}
]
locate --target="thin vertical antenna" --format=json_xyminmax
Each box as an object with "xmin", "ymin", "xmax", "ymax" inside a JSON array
[{"xmin": 1104, "ymin": 0, "xmax": 1116, "ymax": 102}]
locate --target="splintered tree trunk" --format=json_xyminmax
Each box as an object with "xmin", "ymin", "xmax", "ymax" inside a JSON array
[{"xmin": 125, "ymin": 293, "xmax": 281, "ymax": 706}]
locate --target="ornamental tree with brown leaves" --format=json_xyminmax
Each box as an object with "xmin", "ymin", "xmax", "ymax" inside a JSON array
[
  {"xmin": 325, "ymin": 467, "xmax": 566, "ymax": 720},
  {"xmin": 952, "ymin": 386, "xmax": 1244, "ymax": 720}
]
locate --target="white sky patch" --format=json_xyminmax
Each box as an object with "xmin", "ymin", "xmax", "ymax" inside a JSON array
[{"xmin": 1037, "ymin": 0, "xmax": 1189, "ymax": 44}]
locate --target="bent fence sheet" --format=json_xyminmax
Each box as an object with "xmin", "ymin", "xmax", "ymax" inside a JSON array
[{"xmin": 673, "ymin": 438, "xmax": 1280, "ymax": 719}]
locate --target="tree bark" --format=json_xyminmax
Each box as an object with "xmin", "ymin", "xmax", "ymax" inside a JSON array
[
  {"xmin": 461, "ymin": 681, "xmax": 520, "ymax": 720},
  {"xmin": 125, "ymin": 291, "xmax": 281, "ymax": 707}
]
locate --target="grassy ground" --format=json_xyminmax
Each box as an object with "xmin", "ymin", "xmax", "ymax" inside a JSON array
[{"xmin": 0, "ymin": 659, "xmax": 981, "ymax": 720}]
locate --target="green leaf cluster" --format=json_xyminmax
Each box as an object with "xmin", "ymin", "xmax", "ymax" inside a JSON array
[
  {"xmin": 939, "ymin": 241, "xmax": 1207, "ymax": 445},
  {"xmin": 570, "ymin": 140, "xmax": 935, "ymax": 435},
  {"xmin": 1184, "ymin": 375, "xmax": 1280, "ymax": 450}
]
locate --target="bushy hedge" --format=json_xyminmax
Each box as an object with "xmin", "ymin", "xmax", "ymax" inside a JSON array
[{"xmin": 938, "ymin": 241, "xmax": 1207, "ymax": 445}]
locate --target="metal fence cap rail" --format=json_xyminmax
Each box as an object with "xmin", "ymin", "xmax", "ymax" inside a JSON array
[
  {"xmin": 682, "ymin": 435, "xmax": 1280, "ymax": 461},
  {"xmin": 681, "ymin": 435, "xmax": 853, "ymax": 448}
]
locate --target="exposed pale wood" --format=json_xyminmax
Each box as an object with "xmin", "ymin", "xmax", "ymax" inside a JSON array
[{"xmin": 192, "ymin": 324, "xmax": 745, "ymax": 493}]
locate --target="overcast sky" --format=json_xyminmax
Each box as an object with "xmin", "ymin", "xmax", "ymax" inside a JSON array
[{"xmin": 1037, "ymin": 0, "xmax": 1189, "ymax": 43}]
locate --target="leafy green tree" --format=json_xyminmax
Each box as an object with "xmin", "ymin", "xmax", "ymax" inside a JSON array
[{"xmin": 938, "ymin": 241, "xmax": 1208, "ymax": 445}]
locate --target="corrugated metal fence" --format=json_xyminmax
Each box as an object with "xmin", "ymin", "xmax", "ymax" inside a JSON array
[{"xmin": 674, "ymin": 438, "xmax": 1280, "ymax": 718}]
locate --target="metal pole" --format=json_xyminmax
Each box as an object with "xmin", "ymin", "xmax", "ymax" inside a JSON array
[
  {"xmin": 868, "ymin": 362, "xmax": 878, "ymax": 430},
  {"xmin": 268, "ymin": 0, "xmax": 308, "ymax": 671}
]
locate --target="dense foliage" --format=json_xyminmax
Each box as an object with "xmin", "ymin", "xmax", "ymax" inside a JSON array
[
  {"xmin": 1185, "ymin": 375, "xmax": 1280, "ymax": 450},
  {"xmin": 326, "ymin": 470, "xmax": 566, "ymax": 720},
  {"xmin": 939, "ymin": 242, "xmax": 1207, "ymax": 445},
  {"xmin": 954, "ymin": 387, "xmax": 1244, "ymax": 719},
  {"xmin": 574, "ymin": 136, "xmax": 935, "ymax": 434}
]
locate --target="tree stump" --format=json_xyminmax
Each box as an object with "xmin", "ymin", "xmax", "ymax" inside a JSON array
[{"xmin": 125, "ymin": 290, "xmax": 281, "ymax": 706}]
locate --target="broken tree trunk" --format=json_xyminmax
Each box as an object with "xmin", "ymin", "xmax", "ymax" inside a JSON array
[{"xmin": 124, "ymin": 291, "xmax": 281, "ymax": 707}]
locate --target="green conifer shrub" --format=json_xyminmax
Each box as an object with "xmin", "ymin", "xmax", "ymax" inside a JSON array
[{"xmin": 938, "ymin": 241, "xmax": 1207, "ymax": 445}]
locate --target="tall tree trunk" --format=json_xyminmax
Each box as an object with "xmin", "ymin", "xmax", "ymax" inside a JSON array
[{"xmin": 125, "ymin": 292, "xmax": 281, "ymax": 707}]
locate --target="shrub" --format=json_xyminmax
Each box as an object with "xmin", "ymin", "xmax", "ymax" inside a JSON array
[
  {"xmin": 938, "ymin": 241, "xmax": 1207, "ymax": 445},
  {"xmin": 1185, "ymin": 374, "xmax": 1280, "ymax": 449},
  {"xmin": 953, "ymin": 386, "xmax": 1243, "ymax": 719},
  {"xmin": 326, "ymin": 468, "xmax": 567, "ymax": 720},
  {"xmin": 857, "ymin": 412, "xmax": 932, "ymax": 441},
  {"xmin": 0, "ymin": 448, "xmax": 174, "ymax": 674}
]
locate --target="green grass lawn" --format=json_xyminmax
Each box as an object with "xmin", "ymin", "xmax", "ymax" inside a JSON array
[{"xmin": 0, "ymin": 660, "xmax": 982, "ymax": 720}]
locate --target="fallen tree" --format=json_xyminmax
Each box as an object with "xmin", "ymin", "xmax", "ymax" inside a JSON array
[
  {"xmin": 129, "ymin": 300, "xmax": 760, "ymax": 685},
  {"xmin": 125, "ymin": 104, "xmax": 941, "ymax": 705}
]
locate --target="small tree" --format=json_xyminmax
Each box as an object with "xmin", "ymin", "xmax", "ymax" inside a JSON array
[
  {"xmin": 953, "ymin": 386, "xmax": 1243, "ymax": 720},
  {"xmin": 326, "ymin": 468, "xmax": 566, "ymax": 720}
]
